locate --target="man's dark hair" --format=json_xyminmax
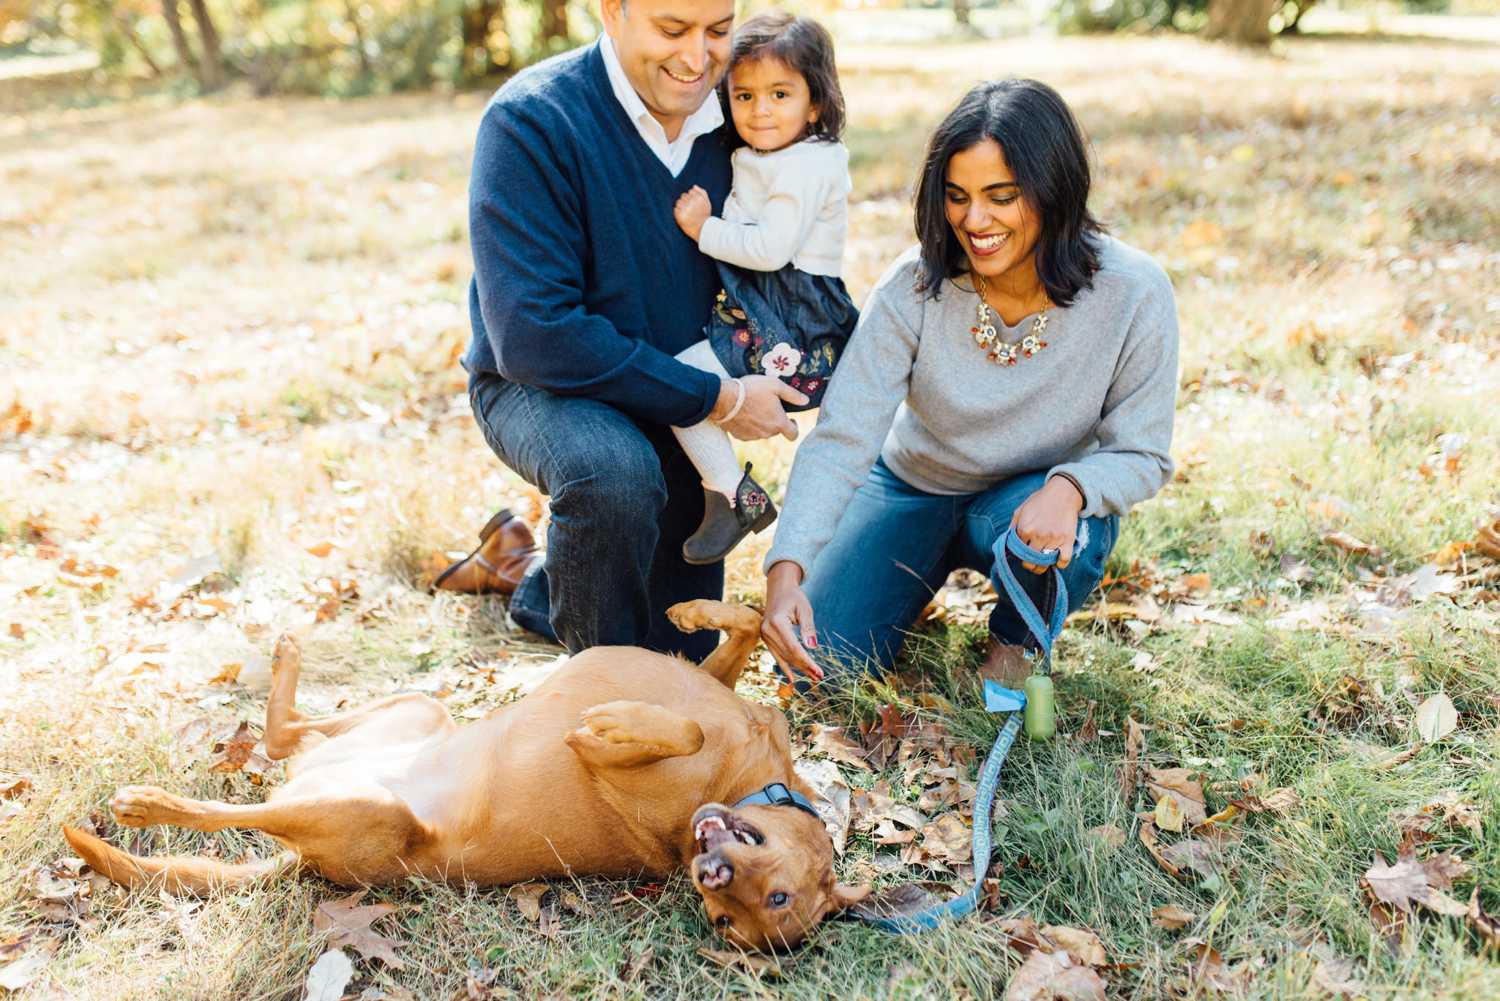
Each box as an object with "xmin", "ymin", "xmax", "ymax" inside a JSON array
[
  {"xmin": 913, "ymin": 78, "xmax": 1104, "ymax": 305},
  {"xmin": 722, "ymin": 12, "xmax": 845, "ymax": 145}
]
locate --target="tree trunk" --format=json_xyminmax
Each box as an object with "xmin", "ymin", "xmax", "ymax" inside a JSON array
[
  {"xmin": 953, "ymin": 0, "xmax": 973, "ymax": 29},
  {"xmin": 116, "ymin": 11, "xmax": 164, "ymax": 77},
  {"xmin": 161, "ymin": 0, "xmax": 200, "ymax": 77},
  {"xmin": 343, "ymin": 0, "xmax": 373, "ymax": 77},
  {"xmin": 541, "ymin": 0, "xmax": 568, "ymax": 46},
  {"xmin": 185, "ymin": 0, "xmax": 224, "ymax": 89},
  {"xmin": 1204, "ymin": 0, "xmax": 1277, "ymax": 44},
  {"xmin": 461, "ymin": 0, "xmax": 507, "ymax": 79}
]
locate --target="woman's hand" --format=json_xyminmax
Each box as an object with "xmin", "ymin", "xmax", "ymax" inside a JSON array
[
  {"xmin": 673, "ymin": 185, "xmax": 712, "ymax": 241},
  {"xmin": 1010, "ymin": 476, "xmax": 1085, "ymax": 574},
  {"xmin": 761, "ymin": 561, "xmax": 824, "ymax": 684}
]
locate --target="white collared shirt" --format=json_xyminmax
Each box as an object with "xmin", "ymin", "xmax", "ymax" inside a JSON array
[{"xmin": 599, "ymin": 32, "xmax": 724, "ymax": 177}]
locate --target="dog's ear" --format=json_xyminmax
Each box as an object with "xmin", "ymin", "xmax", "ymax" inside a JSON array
[{"xmin": 828, "ymin": 882, "xmax": 871, "ymax": 911}]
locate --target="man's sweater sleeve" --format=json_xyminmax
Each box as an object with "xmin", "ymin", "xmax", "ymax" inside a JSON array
[
  {"xmin": 1048, "ymin": 272, "xmax": 1179, "ymax": 517},
  {"xmin": 764, "ymin": 263, "xmax": 922, "ymax": 576},
  {"xmin": 697, "ymin": 152, "xmax": 832, "ymax": 272},
  {"xmin": 469, "ymin": 105, "xmax": 720, "ymax": 427}
]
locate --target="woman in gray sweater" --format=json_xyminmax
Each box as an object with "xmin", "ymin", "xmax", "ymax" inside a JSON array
[{"xmin": 761, "ymin": 78, "xmax": 1179, "ymax": 685}]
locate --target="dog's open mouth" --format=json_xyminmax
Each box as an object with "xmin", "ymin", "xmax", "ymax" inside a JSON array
[
  {"xmin": 693, "ymin": 808, "xmax": 764, "ymax": 853},
  {"xmin": 690, "ymin": 805, "xmax": 763, "ymax": 890}
]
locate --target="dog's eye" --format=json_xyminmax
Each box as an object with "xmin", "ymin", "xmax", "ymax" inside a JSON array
[
  {"xmin": 768, "ymin": 891, "xmax": 789, "ymax": 909},
  {"xmin": 715, "ymin": 914, "xmax": 732, "ymax": 929}
]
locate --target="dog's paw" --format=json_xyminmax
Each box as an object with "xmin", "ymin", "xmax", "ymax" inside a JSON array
[
  {"xmin": 270, "ymin": 633, "xmax": 301, "ymax": 679},
  {"xmin": 665, "ymin": 601, "xmax": 713, "ymax": 634},
  {"xmin": 579, "ymin": 702, "xmax": 635, "ymax": 743},
  {"xmin": 110, "ymin": 785, "xmax": 194, "ymax": 828}
]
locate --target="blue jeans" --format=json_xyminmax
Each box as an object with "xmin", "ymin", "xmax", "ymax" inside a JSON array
[
  {"xmin": 804, "ymin": 459, "xmax": 1119, "ymax": 680},
  {"xmin": 469, "ymin": 372, "xmax": 722, "ymax": 661}
]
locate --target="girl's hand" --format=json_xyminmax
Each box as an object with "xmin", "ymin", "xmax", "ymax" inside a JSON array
[
  {"xmin": 1010, "ymin": 476, "xmax": 1085, "ymax": 574},
  {"xmin": 761, "ymin": 561, "xmax": 824, "ymax": 684},
  {"xmin": 673, "ymin": 186, "xmax": 712, "ymax": 241}
]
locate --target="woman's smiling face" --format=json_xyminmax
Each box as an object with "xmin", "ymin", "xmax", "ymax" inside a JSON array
[{"xmin": 943, "ymin": 138, "xmax": 1043, "ymax": 284}]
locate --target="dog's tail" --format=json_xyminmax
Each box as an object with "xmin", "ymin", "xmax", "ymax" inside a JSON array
[{"xmin": 63, "ymin": 825, "xmax": 296, "ymax": 895}]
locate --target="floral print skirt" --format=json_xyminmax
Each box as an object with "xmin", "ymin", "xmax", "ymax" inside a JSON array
[{"xmin": 705, "ymin": 261, "xmax": 858, "ymax": 412}]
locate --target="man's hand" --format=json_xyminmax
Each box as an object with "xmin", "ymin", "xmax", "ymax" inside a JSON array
[
  {"xmin": 711, "ymin": 375, "xmax": 807, "ymax": 442},
  {"xmin": 1010, "ymin": 476, "xmax": 1085, "ymax": 574},
  {"xmin": 761, "ymin": 561, "xmax": 823, "ymax": 684},
  {"xmin": 674, "ymin": 185, "xmax": 712, "ymax": 242}
]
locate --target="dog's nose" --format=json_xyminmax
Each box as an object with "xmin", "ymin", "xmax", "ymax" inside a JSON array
[{"xmin": 696, "ymin": 855, "xmax": 734, "ymax": 890}]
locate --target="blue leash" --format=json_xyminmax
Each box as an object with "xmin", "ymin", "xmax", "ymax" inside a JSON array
[{"xmin": 859, "ymin": 528, "xmax": 1067, "ymax": 933}]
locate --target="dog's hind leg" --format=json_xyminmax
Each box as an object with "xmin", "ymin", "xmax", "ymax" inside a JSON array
[
  {"xmin": 564, "ymin": 700, "xmax": 705, "ymax": 769},
  {"xmin": 65, "ymin": 825, "xmax": 297, "ymax": 895},
  {"xmin": 665, "ymin": 600, "xmax": 763, "ymax": 690},
  {"xmin": 102, "ymin": 784, "xmax": 433, "ymax": 885},
  {"xmin": 264, "ymin": 635, "xmax": 452, "ymax": 761}
]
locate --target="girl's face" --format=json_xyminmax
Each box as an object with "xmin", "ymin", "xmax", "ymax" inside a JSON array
[
  {"xmin": 727, "ymin": 57, "xmax": 817, "ymax": 153},
  {"xmin": 943, "ymin": 138, "xmax": 1043, "ymax": 286}
]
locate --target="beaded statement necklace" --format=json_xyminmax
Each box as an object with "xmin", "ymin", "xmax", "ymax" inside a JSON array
[{"xmin": 971, "ymin": 275, "xmax": 1051, "ymax": 367}]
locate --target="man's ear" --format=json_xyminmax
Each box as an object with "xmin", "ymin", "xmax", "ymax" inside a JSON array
[{"xmin": 829, "ymin": 882, "xmax": 871, "ymax": 911}]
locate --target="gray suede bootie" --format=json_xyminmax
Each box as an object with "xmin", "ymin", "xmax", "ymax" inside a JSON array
[{"xmin": 682, "ymin": 463, "xmax": 777, "ymax": 566}]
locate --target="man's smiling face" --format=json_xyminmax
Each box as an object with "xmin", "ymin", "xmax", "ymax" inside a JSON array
[{"xmin": 601, "ymin": 0, "xmax": 734, "ymax": 139}]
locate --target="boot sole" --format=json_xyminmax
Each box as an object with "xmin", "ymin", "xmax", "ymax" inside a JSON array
[{"xmin": 680, "ymin": 507, "xmax": 777, "ymax": 567}]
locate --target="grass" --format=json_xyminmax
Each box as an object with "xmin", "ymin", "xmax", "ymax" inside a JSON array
[{"xmin": 3, "ymin": 26, "xmax": 1499, "ymax": 1001}]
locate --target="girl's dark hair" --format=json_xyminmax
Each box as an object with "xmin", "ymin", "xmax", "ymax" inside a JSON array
[
  {"xmin": 913, "ymin": 78, "xmax": 1103, "ymax": 305},
  {"xmin": 721, "ymin": 11, "xmax": 845, "ymax": 145}
]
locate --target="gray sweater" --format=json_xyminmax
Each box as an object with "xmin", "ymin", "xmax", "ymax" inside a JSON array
[{"xmin": 766, "ymin": 237, "xmax": 1179, "ymax": 576}]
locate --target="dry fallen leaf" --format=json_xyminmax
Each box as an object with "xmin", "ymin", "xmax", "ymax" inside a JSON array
[
  {"xmin": 1003, "ymin": 949, "xmax": 1106, "ymax": 1001},
  {"xmin": 696, "ymin": 947, "xmax": 781, "ymax": 978},
  {"xmin": 313, "ymin": 890, "xmax": 406, "ymax": 968},
  {"xmin": 1231, "ymin": 787, "xmax": 1301, "ymax": 817},
  {"xmin": 806, "ymin": 724, "xmax": 872, "ymax": 771},
  {"xmin": 1154, "ymin": 794, "xmax": 1185, "ymax": 833},
  {"xmin": 1323, "ymin": 531, "xmax": 1381, "ymax": 557},
  {"xmin": 206, "ymin": 662, "xmax": 242, "ymax": 686},
  {"xmin": 1363, "ymin": 853, "xmax": 1468, "ymax": 917},
  {"xmin": 918, "ymin": 813, "xmax": 972, "ymax": 867},
  {"xmin": 1468, "ymin": 888, "xmax": 1500, "ymax": 950},
  {"xmin": 508, "ymin": 882, "xmax": 560, "ymax": 936},
  {"xmin": 850, "ymin": 883, "xmax": 940, "ymax": 922},
  {"xmin": 1160, "ymin": 839, "xmax": 1220, "ymax": 881},
  {"xmin": 1144, "ymin": 768, "xmax": 1207, "ymax": 826},
  {"xmin": 1040, "ymin": 926, "xmax": 1107, "ymax": 967},
  {"xmin": 792, "ymin": 758, "xmax": 850, "ymax": 855},
  {"xmin": 1121, "ymin": 718, "xmax": 1145, "ymax": 804},
  {"xmin": 303, "ymin": 948, "xmax": 355, "ymax": 1001},
  {"xmin": 0, "ymin": 934, "xmax": 58, "ymax": 992},
  {"xmin": 1152, "ymin": 905, "xmax": 1194, "ymax": 931},
  {"xmin": 1413, "ymin": 692, "xmax": 1458, "ymax": 742}
]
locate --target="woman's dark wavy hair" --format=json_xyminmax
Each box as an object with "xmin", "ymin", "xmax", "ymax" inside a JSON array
[
  {"xmin": 720, "ymin": 11, "xmax": 845, "ymax": 147},
  {"xmin": 913, "ymin": 79, "xmax": 1103, "ymax": 304}
]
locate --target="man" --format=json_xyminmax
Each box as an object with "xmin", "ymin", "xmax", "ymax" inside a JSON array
[{"xmin": 436, "ymin": 0, "xmax": 805, "ymax": 660}]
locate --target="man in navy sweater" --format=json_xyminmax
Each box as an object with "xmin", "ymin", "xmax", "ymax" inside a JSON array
[{"xmin": 435, "ymin": 0, "xmax": 807, "ymax": 660}]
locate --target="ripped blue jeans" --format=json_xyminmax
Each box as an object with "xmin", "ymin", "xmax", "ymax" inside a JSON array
[{"xmin": 802, "ymin": 459, "xmax": 1118, "ymax": 681}]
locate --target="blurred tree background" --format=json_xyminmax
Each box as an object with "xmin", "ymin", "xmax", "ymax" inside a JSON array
[{"xmin": 0, "ymin": 0, "xmax": 1491, "ymax": 95}]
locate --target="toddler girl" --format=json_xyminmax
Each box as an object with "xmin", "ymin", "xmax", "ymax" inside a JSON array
[{"xmin": 671, "ymin": 11, "xmax": 858, "ymax": 566}]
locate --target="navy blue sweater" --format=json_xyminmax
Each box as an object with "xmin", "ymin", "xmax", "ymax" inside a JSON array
[{"xmin": 463, "ymin": 41, "xmax": 734, "ymax": 427}]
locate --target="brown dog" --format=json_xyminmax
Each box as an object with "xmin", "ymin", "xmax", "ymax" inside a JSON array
[{"xmin": 64, "ymin": 600, "xmax": 868, "ymax": 951}]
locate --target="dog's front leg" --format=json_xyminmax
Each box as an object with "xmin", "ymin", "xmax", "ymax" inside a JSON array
[{"xmin": 564, "ymin": 700, "xmax": 705, "ymax": 769}]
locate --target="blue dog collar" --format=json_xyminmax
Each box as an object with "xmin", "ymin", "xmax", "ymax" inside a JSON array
[{"xmin": 733, "ymin": 782, "xmax": 822, "ymax": 821}]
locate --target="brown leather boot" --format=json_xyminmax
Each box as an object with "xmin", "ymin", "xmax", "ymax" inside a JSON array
[
  {"xmin": 432, "ymin": 509, "xmax": 539, "ymax": 595},
  {"xmin": 977, "ymin": 639, "xmax": 1033, "ymax": 687}
]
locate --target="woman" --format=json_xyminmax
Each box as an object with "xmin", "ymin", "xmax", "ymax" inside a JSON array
[{"xmin": 761, "ymin": 78, "xmax": 1179, "ymax": 685}]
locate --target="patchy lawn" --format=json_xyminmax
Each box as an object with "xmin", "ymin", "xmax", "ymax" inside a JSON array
[{"xmin": 2, "ymin": 27, "xmax": 1498, "ymax": 1000}]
